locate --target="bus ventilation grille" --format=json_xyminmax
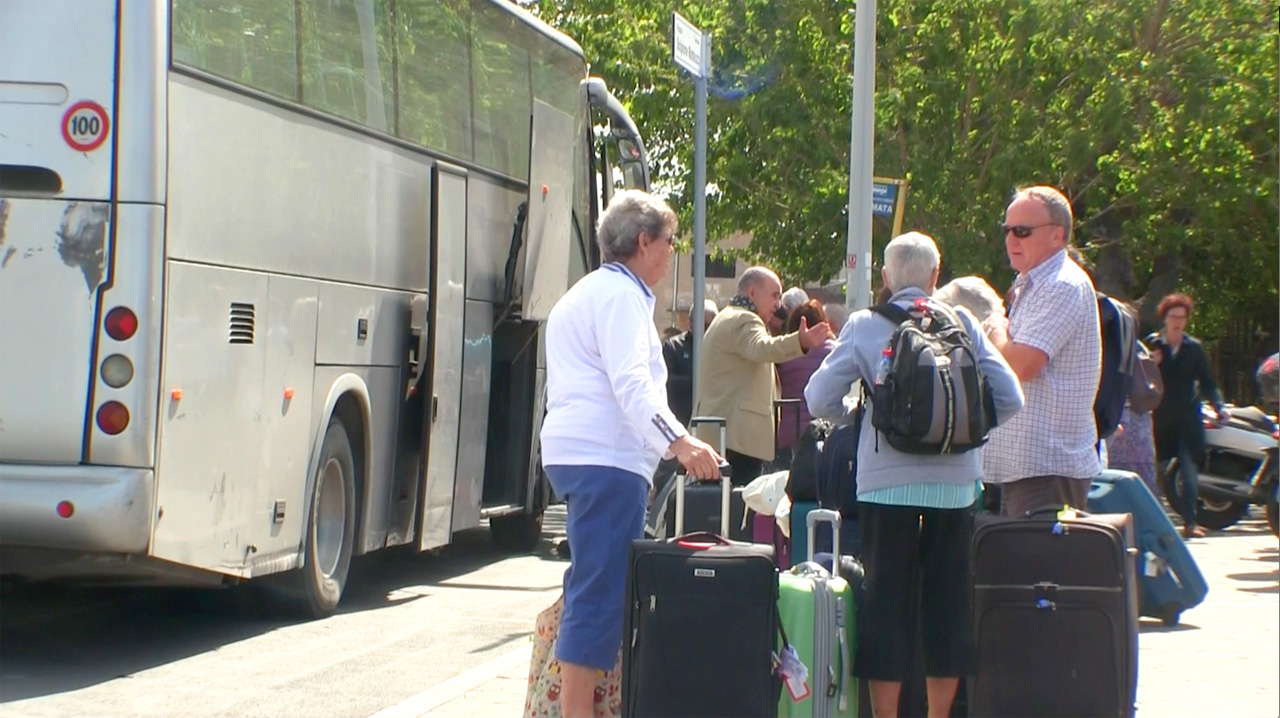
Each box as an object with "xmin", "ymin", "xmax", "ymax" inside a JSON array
[{"xmin": 229, "ymin": 303, "xmax": 256, "ymax": 344}]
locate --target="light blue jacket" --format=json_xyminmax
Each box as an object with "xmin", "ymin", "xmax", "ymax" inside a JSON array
[{"xmin": 803, "ymin": 288, "xmax": 1025, "ymax": 495}]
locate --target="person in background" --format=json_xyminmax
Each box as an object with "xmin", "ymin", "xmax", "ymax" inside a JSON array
[
  {"xmin": 1257, "ymin": 352, "xmax": 1279, "ymax": 415},
  {"xmin": 982, "ymin": 185, "xmax": 1102, "ymax": 517},
  {"xmin": 696, "ymin": 267, "xmax": 831, "ymax": 484},
  {"xmin": 933, "ymin": 276, "xmax": 1006, "ymax": 324},
  {"xmin": 776, "ymin": 300, "xmax": 836, "ymax": 465},
  {"xmin": 540, "ymin": 189, "xmax": 722, "ymax": 718},
  {"xmin": 1105, "ymin": 303, "xmax": 1161, "ymax": 494},
  {"xmin": 824, "ymin": 302, "xmax": 849, "ymax": 336},
  {"xmin": 933, "ymin": 275, "xmax": 1008, "ymax": 513},
  {"xmin": 1147, "ymin": 293, "xmax": 1229, "ymax": 538},
  {"xmin": 663, "ymin": 299, "xmax": 719, "ymax": 429},
  {"xmin": 782, "ymin": 286, "xmax": 810, "ymax": 316},
  {"xmin": 805, "ymin": 232, "xmax": 1024, "ymax": 718}
]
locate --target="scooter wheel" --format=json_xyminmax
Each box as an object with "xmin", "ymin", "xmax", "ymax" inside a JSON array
[{"xmin": 1161, "ymin": 605, "xmax": 1182, "ymax": 627}]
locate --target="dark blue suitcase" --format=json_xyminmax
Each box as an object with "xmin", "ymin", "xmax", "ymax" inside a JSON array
[{"xmin": 1089, "ymin": 469, "xmax": 1209, "ymax": 625}]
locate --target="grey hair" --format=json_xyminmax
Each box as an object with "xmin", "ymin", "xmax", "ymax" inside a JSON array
[
  {"xmin": 882, "ymin": 232, "xmax": 941, "ymax": 294},
  {"xmin": 1015, "ymin": 185, "xmax": 1074, "ymax": 245},
  {"xmin": 781, "ymin": 287, "xmax": 810, "ymax": 312},
  {"xmin": 737, "ymin": 266, "xmax": 779, "ymax": 294},
  {"xmin": 934, "ymin": 276, "xmax": 1005, "ymax": 322},
  {"xmin": 596, "ymin": 189, "xmax": 677, "ymax": 263},
  {"xmin": 823, "ymin": 302, "xmax": 848, "ymax": 332}
]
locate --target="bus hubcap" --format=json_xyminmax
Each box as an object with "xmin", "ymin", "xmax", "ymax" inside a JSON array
[{"xmin": 316, "ymin": 458, "xmax": 346, "ymax": 578}]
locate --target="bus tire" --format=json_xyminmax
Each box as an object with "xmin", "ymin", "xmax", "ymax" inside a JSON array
[
  {"xmin": 269, "ymin": 417, "xmax": 357, "ymax": 618},
  {"xmin": 491, "ymin": 476, "xmax": 547, "ymax": 553}
]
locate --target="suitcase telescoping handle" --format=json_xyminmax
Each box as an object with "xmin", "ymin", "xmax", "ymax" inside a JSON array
[
  {"xmin": 773, "ymin": 398, "xmax": 805, "ymax": 447},
  {"xmin": 675, "ymin": 416, "xmax": 731, "ymax": 537},
  {"xmin": 806, "ymin": 508, "xmax": 842, "ymax": 563}
]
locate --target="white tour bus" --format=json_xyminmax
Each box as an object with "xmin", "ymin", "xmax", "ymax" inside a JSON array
[{"xmin": 0, "ymin": 0, "xmax": 651, "ymax": 617}]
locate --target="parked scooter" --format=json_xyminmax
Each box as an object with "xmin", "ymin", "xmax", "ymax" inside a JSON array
[
  {"xmin": 1160, "ymin": 403, "xmax": 1280, "ymax": 531},
  {"xmin": 1250, "ymin": 445, "xmax": 1278, "ymax": 537}
]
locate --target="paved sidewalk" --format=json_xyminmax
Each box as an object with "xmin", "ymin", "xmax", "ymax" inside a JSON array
[{"xmin": 390, "ymin": 518, "xmax": 1278, "ymax": 718}]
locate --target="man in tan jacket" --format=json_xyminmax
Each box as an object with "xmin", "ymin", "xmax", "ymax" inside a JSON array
[{"xmin": 695, "ymin": 267, "xmax": 831, "ymax": 484}]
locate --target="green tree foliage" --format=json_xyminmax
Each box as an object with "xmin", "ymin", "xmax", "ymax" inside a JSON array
[{"xmin": 529, "ymin": 0, "xmax": 1277, "ymax": 339}]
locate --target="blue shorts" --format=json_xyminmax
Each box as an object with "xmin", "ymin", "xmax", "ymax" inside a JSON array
[{"xmin": 546, "ymin": 464, "xmax": 649, "ymax": 671}]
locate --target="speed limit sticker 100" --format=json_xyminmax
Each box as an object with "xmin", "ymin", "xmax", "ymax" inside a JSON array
[{"xmin": 62, "ymin": 100, "xmax": 110, "ymax": 152}]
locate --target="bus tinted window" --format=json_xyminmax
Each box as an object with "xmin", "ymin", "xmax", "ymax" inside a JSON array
[
  {"xmin": 471, "ymin": 0, "xmax": 532, "ymax": 179},
  {"xmin": 396, "ymin": 0, "xmax": 473, "ymax": 160},
  {"xmin": 172, "ymin": 0, "xmax": 299, "ymax": 101},
  {"xmin": 298, "ymin": 0, "xmax": 394, "ymax": 133},
  {"xmin": 533, "ymin": 37, "xmax": 580, "ymax": 118}
]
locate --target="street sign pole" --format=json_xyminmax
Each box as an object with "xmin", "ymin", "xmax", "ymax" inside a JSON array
[
  {"xmin": 844, "ymin": 0, "xmax": 876, "ymax": 310},
  {"xmin": 691, "ymin": 40, "xmax": 708, "ymax": 421},
  {"xmin": 674, "ymin": 12, "xmax": 710, "ymax": 423}
]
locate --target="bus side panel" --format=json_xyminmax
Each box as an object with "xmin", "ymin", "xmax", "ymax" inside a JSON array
[
  {"xmin": 116, "ymin": 0, "xmax": 167, "ymax": 205},
  {"xmin": 250, "ymin": 275, "xmax": 319, "ymax": 567},
  {"xmin": 165, "ymin": 76, "xmax": 430, "ymax": 292},
  {"xmin": 152, "ymin": 262, "xmax": 267, "ymax": 575}
]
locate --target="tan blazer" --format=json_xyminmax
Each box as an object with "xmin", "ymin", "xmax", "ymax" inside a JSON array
[{"xmin": 693, "ymin": 305, "xmax": 805, "ymax": 461}]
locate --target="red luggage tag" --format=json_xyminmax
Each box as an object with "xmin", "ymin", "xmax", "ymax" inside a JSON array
[{"xmin": 776, "ymin": 644, "xmax": 810, "ymax": 701}]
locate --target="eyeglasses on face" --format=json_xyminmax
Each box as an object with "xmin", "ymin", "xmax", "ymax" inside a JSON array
[{"xmin": 1002, "ymin": 223, "xmax": 1057, "ymax": 239}]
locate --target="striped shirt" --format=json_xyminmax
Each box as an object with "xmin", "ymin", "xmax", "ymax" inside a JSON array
[
  {"xmin": 860, "ymin": 482, "xmax": 982, "ymax": 509},
  {"xmin": 540, "ymin": 263, "xmax": 688, "ymax": 483}
]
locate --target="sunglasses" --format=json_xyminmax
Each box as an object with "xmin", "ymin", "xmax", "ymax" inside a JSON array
[{"xmin": 1002, "ymin": 223, "xmax": 1056, "ymax": 239}]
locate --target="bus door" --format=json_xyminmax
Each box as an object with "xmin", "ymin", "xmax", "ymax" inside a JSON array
[
  {"xmin": 417, "ymin": 163, "xmax": 468, "ymax": 551},
  {"xmin": 0, "ymin": 2, "xmax": 120, "ymax": 464}
]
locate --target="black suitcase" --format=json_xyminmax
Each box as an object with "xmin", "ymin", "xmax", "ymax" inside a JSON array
[
  {"xmin": 623, "ymin": 429, "xmax": 782, "ymax": 718},
  {"xmin": 661, "ymin": 417, "xmax": 752, "ymax": 541},
  {"xmin": 970, "ymin": 509, "xmax": 1139, "ymax": 718}
]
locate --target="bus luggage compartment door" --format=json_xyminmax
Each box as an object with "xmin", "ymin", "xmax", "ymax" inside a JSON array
[
  {"xmin": 418, "ymin": 164, "xmax": 467, "ymax": 551},
  {"xmin": 520, "ymin": 100, "xmax": 576, "ymax": 321}
]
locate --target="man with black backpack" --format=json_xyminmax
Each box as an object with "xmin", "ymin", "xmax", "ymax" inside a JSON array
[
  {"xmin": 805, "ymin": 232, "xmax": 1025, "ymax": 718},
  {"xmin": 982, "ymin": 186, "xmax": 1103, "ymax": 517}
]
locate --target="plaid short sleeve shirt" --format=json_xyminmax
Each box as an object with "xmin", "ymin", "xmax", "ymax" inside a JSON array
[{"xmin": 984, "ymin": 250, "xmax": 1102, "ymax": 482}]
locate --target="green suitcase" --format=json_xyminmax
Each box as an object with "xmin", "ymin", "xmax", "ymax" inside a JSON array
[{"xmin": 777, "ymin": 508, "xmax": 856, "ymax": 718}]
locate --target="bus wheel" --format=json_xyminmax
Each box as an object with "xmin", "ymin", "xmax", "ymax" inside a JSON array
[
  {"xmin": 269, "ymin": 418, "xmax": 357, "ymax": 618},
  {"xmin": 491, "ymin": 478, "xmax": 547, "ymax": 553},
  {"xmin": 491, "ymin": 510, "xmax": 544, "ymax": 553}
]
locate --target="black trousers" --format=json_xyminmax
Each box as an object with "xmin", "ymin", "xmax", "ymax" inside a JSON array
[
  {"xmin": 726, "ymin": 450, "xmax": 764, "ymax": 487},
  {"xmin": 855, "ymin": 501, "xmax": 976, "ymax": 682}
]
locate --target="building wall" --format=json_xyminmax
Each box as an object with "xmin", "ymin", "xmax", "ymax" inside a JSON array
[
  {"xmin": 647, "ymin": 231, "xmax": 849, "ymax": 334},
  {"xmin": 650, "ymin": 231, "xmax": 753, "ymax": 332}
]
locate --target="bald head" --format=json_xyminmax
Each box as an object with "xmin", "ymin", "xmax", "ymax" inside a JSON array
[
  {"xmin": 737, "ymin": 266, "xmax": 783, "ymax": 322},
  {"xmin": 737, "ymin": 266, "xmax": 779, "ymax": 294}
]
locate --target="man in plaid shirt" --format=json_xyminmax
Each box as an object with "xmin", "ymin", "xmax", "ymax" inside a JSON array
[{"xmin": 982, "ymin": 186, "xmax": 1102, "ymax": 517}]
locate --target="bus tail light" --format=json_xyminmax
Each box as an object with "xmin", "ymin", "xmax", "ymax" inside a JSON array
[
  {"xmin": 104, "ymin": 306, "xmax": 139, "ymax": 340},
  {"xmin": 100, "ymin": 354, "xmax": 134, "ymax": 388},
  {"xmin": 96, "ymin": 401, "xmax": 130, "ymax": 435}
]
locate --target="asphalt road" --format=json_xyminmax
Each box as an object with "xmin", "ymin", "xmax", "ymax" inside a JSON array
[{"xmin": 0, "ymin": 508, "xmax": 569, "ymax": 718}]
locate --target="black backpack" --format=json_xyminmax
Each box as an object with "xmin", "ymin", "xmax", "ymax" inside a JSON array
[
  {"xmin": 1095, "ymin": 294, "xmax": 1138, "ymax": 439},
  {"xmin": 815, "ymin": 418, "xmax": 862, "ymax": 518},
  {"xmin": 785, "ymin": 419, "xmax": 830, "ymax": 502},
  {"xmin": 867, "ymin": 298, "xmax": 995, "ymax": 454}
]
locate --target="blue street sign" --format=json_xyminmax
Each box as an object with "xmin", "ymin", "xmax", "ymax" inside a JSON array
[{"xmin": 872, "ymin": 182, "xmax": 897, "ymax": 218}]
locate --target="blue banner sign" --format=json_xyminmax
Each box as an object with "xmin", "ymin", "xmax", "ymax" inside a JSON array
[{"xmin": 872, "ymin": 182, "xmax": 897, "ymax": 218}]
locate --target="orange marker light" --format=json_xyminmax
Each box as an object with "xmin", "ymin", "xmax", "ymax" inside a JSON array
[
  {"xmin": 171, "ymin": 387, "xmax": 183, "ymax": 400},
  {"xmin": 284, "ymin": 387, "xmax": 295, "ymax": 399},
  {"xmin": 542, "ymin": 184, "xmax": 549, "ymax": 196}
]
